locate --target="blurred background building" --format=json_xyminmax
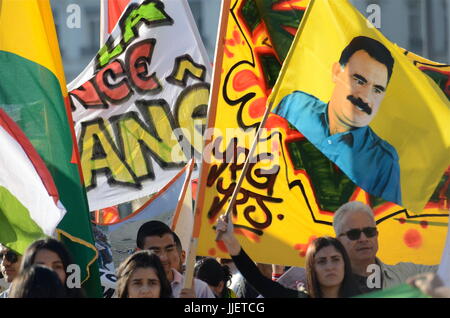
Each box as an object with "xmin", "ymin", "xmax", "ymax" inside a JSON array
[
  {"xmin": 50, "ymin": 0, "xmax": 221, "ymax": 83},
  {"xmin": 351, "ymin": 0, "xmax": 450, "ymax": 64},
  {"xmin": 51, "ymin": 0, "xmax": 449, "ymax": 83}
]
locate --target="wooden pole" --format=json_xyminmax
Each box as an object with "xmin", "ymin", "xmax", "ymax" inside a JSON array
[
  {"xmin": 183, "ymin": 0, "xmax": 232, "ymax": 290},
  {"xmin": 215, "ymin": 101, "xmax": 273, "ymax": 241}
]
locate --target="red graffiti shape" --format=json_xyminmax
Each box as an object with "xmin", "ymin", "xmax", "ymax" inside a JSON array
[
  {"xmin": 235, "ymin": 228, "xmax": 261, "ymax": 243},
  {"xmin": 216, "ymin": 241, "xmax": 228, "ymax": 254},
  {"xmin": 403, "ymin": 229, "xmax": 422, "ymax": 249},
  {"xmin": 233, "ymin": 70, "xmax": 262, "ymax": 92},
  {"xmin": 248, "ymin": 97, "xmax": 267, "ymax": 119},
  {"xmin": 233, "ymin": 30, "xmax": 241, "ymax": 44},
  {"xmin": 420, "ymin": 221, "xmax": 428, "ymax": 229},
  {"xmin": 294, "ymin": 236, "xmax": 317, "ymax": 257},
  {"xmin": 208, "ymin": 248, "xmax": 217, "ymax": 257}
]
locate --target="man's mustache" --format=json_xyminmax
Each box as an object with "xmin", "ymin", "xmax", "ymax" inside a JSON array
[{"xmin": 347, "ymin": 95, "xmax": 372, "ymax": 115}]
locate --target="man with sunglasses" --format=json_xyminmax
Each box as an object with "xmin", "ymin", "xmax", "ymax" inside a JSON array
[
  {"xmin": 334, "ymin": 201, "xmax": 437, "ymax": 294},
  {"xmin": 0, "ymin": 244, "xmax": 22, "ymax": 298}
]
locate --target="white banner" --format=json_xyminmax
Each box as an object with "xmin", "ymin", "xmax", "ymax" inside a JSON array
[
  {"xmin": 68, "ymin": 0, "xmax": 210, "ymax": 210},
  {"xmin": 96, "ymin": 162, "xmax": 193, "ymax": 269}
]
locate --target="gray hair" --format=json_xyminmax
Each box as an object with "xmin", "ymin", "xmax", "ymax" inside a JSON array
[{"xmin": 333, "ymin": 201, "xmax": 375, "ymax": 236}]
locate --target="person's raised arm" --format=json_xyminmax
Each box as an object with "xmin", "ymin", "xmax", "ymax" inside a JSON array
[
  {"xmin": 215, "ymin": 214, "xmax": 301, "ymax": 298},
  {"xmin": 216, "ymin": 214, "xmax": 241, "ymax": 256}
]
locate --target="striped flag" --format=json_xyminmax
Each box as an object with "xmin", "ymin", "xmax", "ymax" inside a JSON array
[
  {"xmin": 0, "ymin": 0, "xmax": 101, "ymax": 297},
  {"xmin": 0, "ymin": 109, "xmax": 66, "ymax": 254}
]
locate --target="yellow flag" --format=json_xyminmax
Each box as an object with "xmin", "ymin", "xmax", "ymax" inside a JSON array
[
  {"xmin": 196, "ymin": 0, "xmax": 449, "ymax": 268},
  {"xmin": 270, "ymin": 0, "xmax": 450, "ymax": 212}
]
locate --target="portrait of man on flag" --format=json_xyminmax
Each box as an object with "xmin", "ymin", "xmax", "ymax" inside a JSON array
[
  {"xmin": 273, "ymin": 36, "xmax": 400, "ymax": 204},
  {"xmin": 269, "ymin": 0, "xmax": 450, "ymax": 212}
]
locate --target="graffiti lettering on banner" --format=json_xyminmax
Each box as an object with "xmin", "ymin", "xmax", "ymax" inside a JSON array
[{"xmin": 68, "ymin": 0, "xmax": 211, "ymax": 210}]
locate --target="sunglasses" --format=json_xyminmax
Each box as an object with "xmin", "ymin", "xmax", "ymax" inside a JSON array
[
  {"xmin": 339, "ymin": 227, "xmax": 378, "ymax": 241},
  {"xmin": 0, "ymin": 250, "xmax": 18, "ymax": 263}
]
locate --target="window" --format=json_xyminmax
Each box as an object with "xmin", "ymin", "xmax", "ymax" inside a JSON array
[
  {"xmin": 427, "ymin": 0, "xmax": 448, "ymax": 62},
  {"xmin": 408, "ymin": 0, "xmax": 423, "ymax": 55},
  {"xmin": 81, "ymin": 6, "xmax": 100, "ymax": 57}
]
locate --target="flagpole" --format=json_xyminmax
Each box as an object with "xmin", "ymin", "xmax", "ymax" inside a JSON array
[
  {"xmin": 171, "ymin": 158, "xmax": 195, "ymax": 232},
  {"xmin": 213, "ymin": 0, "xmax": 318, "ymax": 243},
  {"xmin": 99, "ymin": 0, "xmax": 108, "ymax": 47},
  {"xmin": 185, "ymin": 0, "xmax": 232, "ymax": 290},
  {"xmin": 215, "ymin": 101, "xmax": 273, "ymax": 241},
  {"xmin": 213, "ymin": 1, "xmax": 317, "ymax": 242}
]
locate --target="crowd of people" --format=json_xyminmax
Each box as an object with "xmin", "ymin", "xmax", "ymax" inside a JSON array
[{"xmin": 1, "ymin": 201, "xmax": 449, "ymax": 298}]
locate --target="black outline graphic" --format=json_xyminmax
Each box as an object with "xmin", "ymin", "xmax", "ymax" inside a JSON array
[{"xmin": 166, "ymin": 54, "xmax": 207, "ymax": 87}]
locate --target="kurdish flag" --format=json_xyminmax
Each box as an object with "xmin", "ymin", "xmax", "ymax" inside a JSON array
[
  {"xmin": 0, "ymin": 0, "xmax": 101, "ymax": 297},
  {"xmin": 0, "ymin": 109, "xmax": 65, "ymax": 254}
]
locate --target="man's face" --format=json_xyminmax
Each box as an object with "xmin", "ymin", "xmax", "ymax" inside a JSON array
[
  {"xmin": 337, "ymin": 211, "xmax": 379, "ymax": 266},
  {"xmin": 0, "ymin": 247, "xmax": 21, "ymax": 283},
  {"xmin": 142, "ymin": 233, "xmax": 181, "ymax": 278},
  {"xmin": 330, "ymin": 49, "xmax": 389, "ymax": 129}
]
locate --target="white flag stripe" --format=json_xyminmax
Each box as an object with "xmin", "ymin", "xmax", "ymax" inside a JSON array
[{"xmin": 0, "ymin": 127, "xmax": 65, "ymax": 235}]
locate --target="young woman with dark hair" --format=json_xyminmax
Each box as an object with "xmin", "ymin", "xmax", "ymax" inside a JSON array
[
  {"xmin": 116, "ymin": 250, "xmax": 172, "ymax": 298},
  {"xmin": 9, "ymin": 264, "xmax": 67, "ymax": 298},
  {"xmin": 304, "ymin": 236, "xmax": 360, "ymax": 297},
  {"xmin": 216, "ymin": 215, "xmax": 361, "ymax": 298},
  {"xmin": 195, "ymin": 257, "xmax": 237, "ymax": 298},
  {"xmin": 20, "ymin": 238, "xmax": 84, "ymax": 298}
]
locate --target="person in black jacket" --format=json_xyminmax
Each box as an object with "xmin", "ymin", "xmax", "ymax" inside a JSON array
[
  {"xmin": 215, "ymin": 215, "xmax": 360, "ymax": 298},
  {"xmin": 195, "ymin": 257, "xmax": 237, "ymax": 298}
]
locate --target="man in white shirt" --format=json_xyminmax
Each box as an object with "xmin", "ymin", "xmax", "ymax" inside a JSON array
[{"xmin": 136, "ymin": 221, "xmax": 215, "ymax": 298}]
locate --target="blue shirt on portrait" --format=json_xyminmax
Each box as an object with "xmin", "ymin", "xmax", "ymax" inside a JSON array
[{"xmin": 273, "ymin": 91, "xmax": 402, "ymax": 205}]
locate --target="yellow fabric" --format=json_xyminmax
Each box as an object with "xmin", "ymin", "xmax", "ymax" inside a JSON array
[
  {"xmin": 269, "ymin": 0, "xmax": 450, "ymax": 212},
  {"xmin": 196, "ymin": 0, "xmax": 449, "ymax": 268},
  {"xmin": 0, "ymin": 0, "xmax": 67, "ymax": 96}
]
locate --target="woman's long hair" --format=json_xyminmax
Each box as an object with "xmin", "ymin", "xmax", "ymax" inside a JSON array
[
  {"xmin": 305, "ymin": 236, "xmax": 360, "ymax": 298},
  {"xmin": 116, "ymin": 250, "xmax": 172, "ymax": 298},
  {"xmin": 20, "ymin": 238, "xmax": 84, "ymax": 298},
  {"xmin": 9, "ymin": 264, "xmax": 67, "ymax": 298}
]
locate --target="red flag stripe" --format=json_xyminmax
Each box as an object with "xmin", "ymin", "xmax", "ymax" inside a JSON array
[{"xmin": 0, "ymin": 109, "xmax": 60, "ymax": 204}]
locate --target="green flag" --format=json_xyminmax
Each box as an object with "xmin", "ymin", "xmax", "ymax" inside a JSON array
[
  {"xmin": 355, "ymin": 284, "xmax": 430, "ymax": 298},
  {"xmin": 0, "ymin": 0, "xmax": 101, "ymax": 297}
]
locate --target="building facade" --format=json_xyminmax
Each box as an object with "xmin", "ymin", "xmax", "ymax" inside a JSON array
[
  {"xmin": 351, "ymin": 0, "xmax": 450, "ymax": 64},
  {"xmin": 52, "ymin": 1, "xmax": 449, "ymax": 84}
]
